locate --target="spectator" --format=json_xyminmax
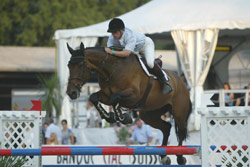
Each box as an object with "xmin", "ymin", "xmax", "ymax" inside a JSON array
[
  {"xmin": 48, "ymin": 133, "xmax": 59, "ymax": 145},
  {"xmin": 5, "ymin": 127, "xmax": 14, "ymax": 145},
  {"xmin": 61, "ymin": 119, "xmax": 75, "ymax": 145},
  {"xmin": 128, "ymin": 118, "xmax": 153, "ymax": 146},
  {"xmin": 234, "ymin": 92, "xmax": 245, "ymax": 106},
  {"xmin": 42, "ymin": 122, "xmax": 48, "ymax": 144},
  {"xmin": 22, "ymin": 127, "xmax": 34, "ymax": 148},
  {"xmin": 247, "ymin": 83, "xmax": 250, "ymax": 106},
  {"xmin": 181, "ymin": 73, "xmax": 190, "ymax": 91},
  {"xmin": 223, "ymin": 82, "xmax": 234, "ymax": 106},
  {"xmin": 45, "ymin": 118, "xmax": 62, "ymax": 145},
  {"xmin": 155, "ymin": 129, "xmax": 163, "ymax": 145},
  {"xmin": 234, "ymin": 86, "xmax": 247, "ymax": 106},
  {"xmin": 86, "ymin": 100, "xmax": 100, "ymax": 128}
]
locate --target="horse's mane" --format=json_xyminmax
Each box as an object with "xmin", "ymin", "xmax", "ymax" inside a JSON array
[
  {"xmin": 85, "ymin": 47, "xmax": 137, "ymax": 60},
  {"xmin": 85, "ymin": 47, "xmax": 105, "ymax": 52}
]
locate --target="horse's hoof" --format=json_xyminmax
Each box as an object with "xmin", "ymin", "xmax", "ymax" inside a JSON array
[
  {"xmin": 120, "ymin": 113, "xmax": 132, "ymax": 124},
  {"xmin": 177, "ymin": 156, "xmax": 186, "ymax": 165},
  {"xmin": 106, "ymin": 112, "xmax": 116, "ymax": 123},
  {"xmin": 161, "ymin": 156, "xmax": 171, "ymax": 165}
]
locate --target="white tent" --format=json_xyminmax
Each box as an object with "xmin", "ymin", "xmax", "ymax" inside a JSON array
[{"xmin": 54, "ymin": 0, "xmax": 250, "ymax": 130}]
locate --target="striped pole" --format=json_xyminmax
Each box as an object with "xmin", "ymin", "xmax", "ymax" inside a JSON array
[
  {"xmin": 43, "ymin": 165, "xmax": 203, "ymax": 167},
  {"xmin": 0, "ymin": 145, "xmax": 200, "ymax": 156}
]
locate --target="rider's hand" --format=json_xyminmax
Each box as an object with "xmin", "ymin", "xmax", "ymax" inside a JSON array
[{"xmin": 105, "ymin": 47, "xmax": 112, "ymax": 54}]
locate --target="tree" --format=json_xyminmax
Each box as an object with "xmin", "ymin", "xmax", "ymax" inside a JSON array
[
  {"xmin": 37, "ymin": 74, "xmax": 61, "ymax": 119},
  {"xmin": 0, "ymin": 0, "xmax": 150, "ymax": 46}
]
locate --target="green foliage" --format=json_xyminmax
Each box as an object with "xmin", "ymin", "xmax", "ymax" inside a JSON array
[
  {"xmin": 0, "ymin": 157, "xmax": 27, "ymax": 167},
  {"xmin": 37, "ymin": 74, "xmax": 62, "ymax": 118},
  {"xmin": 0, "ymin": 0, "xmax": 150, "ymax": 46},
  {"xmin": 114, "ymin": 124, "xmax": 135, "ymax": 144}
]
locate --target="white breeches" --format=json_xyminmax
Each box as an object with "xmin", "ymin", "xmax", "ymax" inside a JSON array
[{"xmin": 140, "ymin": 37, "xmax": 155, "ymax": 68}]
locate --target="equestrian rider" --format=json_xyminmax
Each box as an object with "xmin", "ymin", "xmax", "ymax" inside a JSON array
[{"xmin": 105, "ymin": 18, "xmax": 173, "ymax": 94}]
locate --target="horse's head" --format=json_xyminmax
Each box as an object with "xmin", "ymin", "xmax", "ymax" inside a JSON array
[{"xmin": 66, "ymin": 42, "xmax": 91, "ymax": 100}]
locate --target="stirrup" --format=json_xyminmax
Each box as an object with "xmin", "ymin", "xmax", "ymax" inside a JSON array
[
  {"xmin": 160, "ymin": 78, "xmax": 172, "ymax": 94},
  {"xmin": 162, "ymin": 84, "xmax": 173, "ymax": 94}
]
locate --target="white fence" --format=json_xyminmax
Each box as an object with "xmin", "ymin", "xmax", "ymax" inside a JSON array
[
  {"xmin": 198, "ymin": 107, "xmax": 250, "ymax": 167},
  {"xmin": 204, "ymin": 89, "xmax": 250, "ymax": 107},
  {"xmin": 0, "ymin": 107, "xmax": 250, "ymax": 166},
  {"xmin": 0, "ymin": 110, "xmax": 46, "ymax": 167}
]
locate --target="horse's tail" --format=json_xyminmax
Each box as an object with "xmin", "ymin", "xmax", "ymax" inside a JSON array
[{"xmin": 174, "ymin": 99, "xmax": 192, "ymax": 143}]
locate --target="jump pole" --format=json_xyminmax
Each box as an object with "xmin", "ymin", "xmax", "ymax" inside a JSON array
[
  {"xmin": 0, "ymin": 145, "xmax": 200, "ymax": 156},
  {"xmin": 43, "ymin": 165, "xmax": 203, "ymax": 167}
]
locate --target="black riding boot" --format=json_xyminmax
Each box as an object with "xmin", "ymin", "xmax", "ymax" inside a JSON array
[{"xmin": 152, "ymin": 63, "xmax": 173, "ymax": 94}]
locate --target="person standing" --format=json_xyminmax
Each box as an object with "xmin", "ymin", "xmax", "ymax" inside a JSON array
[
  {"xmin": 42, "ymin": 122, "xmax": 48, "ymax": 144},
  {"xmin": 86, "ymin": 100, "xmax": 100, "ymax": 128},
  {"xmin": 45, "ymin": 118, "xmax": 62, "ymax": 145},
  {"xmin": 247, "ymin": 83, "xmax": 250, "ymax": 106},
  {"xmin": 105, "ymin": 18, "xmax": 172, "ymax": 94},
  {"xmin": 224, "ymin": 83, "xmax": 234, "ymax": 106},
  {"xmin": 61, "ymin": 119, "xmax": 75, "ymax": 145},
  {"xmin": 128, "ymin": 118, "xmax": 153, "ymax": 146}
]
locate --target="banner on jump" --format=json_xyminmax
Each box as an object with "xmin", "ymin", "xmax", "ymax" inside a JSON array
[{"xmin": 42, "ymin": 155, "xmax": 161, "ymax": 165}]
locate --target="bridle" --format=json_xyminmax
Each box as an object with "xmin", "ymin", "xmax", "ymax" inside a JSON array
[
  {"xmin": 68, "ymin": 48, "xmax": 119, "ymax": 94},
  {"xmin": 68, "ymin": 56, "xmax": 86, "ymax": 91}
]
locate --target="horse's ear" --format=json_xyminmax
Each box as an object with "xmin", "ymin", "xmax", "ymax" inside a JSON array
[
  {"xmin": 80, "ymin": 42, "xmax": 85, "ymax": 51},
  {"xmin": 67, "ymin": 43, "xmax": 74, "ymax": 54}
]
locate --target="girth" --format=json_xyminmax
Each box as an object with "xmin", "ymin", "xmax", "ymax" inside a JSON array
[{"xmin": 131, "ymin": 76, "xmax": 154, "ymax": 110}]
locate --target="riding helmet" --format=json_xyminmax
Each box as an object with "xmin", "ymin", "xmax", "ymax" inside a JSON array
[{"xmin": 107, "ymin": 18, "xmax": 125, "ymax": 32}]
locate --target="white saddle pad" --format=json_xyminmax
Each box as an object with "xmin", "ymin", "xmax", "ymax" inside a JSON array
[{"xmin": 137, "ymin": 55, "xmax": 168, "ymax": 80}]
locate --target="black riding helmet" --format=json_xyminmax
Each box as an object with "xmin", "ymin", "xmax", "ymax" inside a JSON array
[{"xmin": 107, "ymin": 18, "xmax": 125, "ymax": 32}]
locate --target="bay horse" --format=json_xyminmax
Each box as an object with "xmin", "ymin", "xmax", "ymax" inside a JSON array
[{"xmin": 66, "ymin": 42, "xmax": 192, "ymax": 165}]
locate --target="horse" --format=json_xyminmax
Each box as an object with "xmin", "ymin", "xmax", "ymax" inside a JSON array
[{"xmin": 66, "ymin": 42, "xmax": 192, "ymax": 165}]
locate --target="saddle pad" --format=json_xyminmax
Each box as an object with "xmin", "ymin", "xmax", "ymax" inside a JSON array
[
  {"xmin": 136, "ymin": 55, "xmax": 168, "ymax": 80},
  {"xmin": 136, "ymin": 55, "xmax": 157, "ymax": 79}
]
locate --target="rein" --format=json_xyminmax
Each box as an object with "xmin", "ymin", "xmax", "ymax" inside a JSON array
[{"xmin": 99, "ymin": 53, "xmax": 120, "ymax": 95}]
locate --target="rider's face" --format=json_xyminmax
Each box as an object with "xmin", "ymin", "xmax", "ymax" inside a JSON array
[{"xmin": 112, "ymin": 30, "xmax": 123, "ymax": 40}]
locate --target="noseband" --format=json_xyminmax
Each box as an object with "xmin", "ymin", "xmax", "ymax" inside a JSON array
[{"xmin": 68, "ymin": 56, "xmax": 86, "ymax": 91}]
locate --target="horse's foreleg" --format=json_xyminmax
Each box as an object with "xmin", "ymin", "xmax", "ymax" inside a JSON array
[
  {"xmin": 89, "ymin": 91, "xmax": 116, "ymax": 123},
  {"xmin": 139, "ymin": 109, "xmax": 172, "ymax": 165},
  {"xmin": 109, "ymin": 89, "xmax": 136, "ymax": 124},
  {"xmin": 140, "ymin": 110, "xmax": 172, "ymax": 146}
]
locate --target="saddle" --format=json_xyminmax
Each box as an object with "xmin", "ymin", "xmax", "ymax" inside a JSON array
[
  {"xmin": 109, "ymin": 46, "xmax": 162, "ymax": 75},
  {"xmin": 109, "ymin": 46, "xmax": 162, "ymax": 109},
  {"xmin": 141, "ymin": 57, "xmax": 163, "ymax": 72}
]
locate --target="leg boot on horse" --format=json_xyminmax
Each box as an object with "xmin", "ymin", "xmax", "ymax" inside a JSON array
[
  {"xmin": 109, "ymin": 93, "xmax": 133, "ymax": 125},
  {"xmin": 151, "ymin": 62, "xmax": 173, "ymax": 94},
  {"xmin": 89, "ymin": 92, "xmax": 117, "ymax": 124}
]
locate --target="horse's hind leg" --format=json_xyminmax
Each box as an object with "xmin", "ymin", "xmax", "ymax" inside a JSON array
[
  {"xmin": 89, "ymin": 91, "xmax": 116, "ymax": 123},
  {"xmin": 172, "ymin": 100, "xmax": 191, "ymax": 165}
]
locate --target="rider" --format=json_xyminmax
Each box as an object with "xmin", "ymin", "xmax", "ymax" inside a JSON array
[{"xmin": 105, "ymin": 18, "xmax": 172, "ymax": 94}]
